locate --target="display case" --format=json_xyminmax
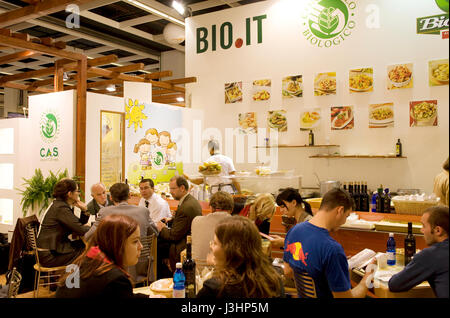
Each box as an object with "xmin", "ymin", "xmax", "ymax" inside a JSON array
[{"xmin": 234, "ymin": 174, "xmax": 302, "ymax": 195}]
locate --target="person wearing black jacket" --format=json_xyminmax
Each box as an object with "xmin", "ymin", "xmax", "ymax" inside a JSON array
[{"xmin": 36, "ymin": 179, "xmax": 90, "ymax": 267}]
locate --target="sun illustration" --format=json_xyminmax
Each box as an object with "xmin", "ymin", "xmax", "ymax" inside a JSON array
[{"xmin": 125, "ymin": 98, "xmax": 148, "ymax": 132}]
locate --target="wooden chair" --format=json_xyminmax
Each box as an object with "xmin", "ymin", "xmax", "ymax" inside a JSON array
[
  {"xmin": 293, "ymin": 271, "xmax": 317, "ymax": 298},
  {"xmin": 6, "ymin": 267, "xmax": 22, "ymax": 298},
  {"xmin": 24, "ymin": 224, "xmax": 67, "ymax": 298},
  {"xmin": 136, "ymin": 233, "xmax": 157, "ymax": 286}
]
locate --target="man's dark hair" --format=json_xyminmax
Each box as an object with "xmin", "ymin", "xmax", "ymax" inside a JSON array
[
  {"xmin": 109, "ymin": 183, "xmax": 129, "ymax": 203},
  {"xmin": 53, "ymin": 179, "xmax": 78, "ymax": 201},
  {"xmin": 319, "ymin": 188, "xmax": 354, "ymax": 212},
  {"xmin": 443, "ymin": 157, "xmax": 449, "ymax": 172},
  {"xmin": 210, "ymin": 191, "xmax": 234, "ymax": 212},
  {"xmin": 140, "ymin": 178, "xmax": 154, "ymax": 188},
  {"xmin": 171, "ymin": 176, "xmax": 189, "ymax": 191},
  {"xmin": 426, "ymin": 206, "xmax": 449, "ymax": 235},
  {"xmin": 276, "ymin": 187, "xmax": 313, "ymax": 216}
]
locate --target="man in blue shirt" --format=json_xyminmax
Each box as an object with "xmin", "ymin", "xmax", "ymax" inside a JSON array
[
  {"xmin": 389, "ymin": 206, "xmax": 449, "ymax": 298},
  {"xmin": 283, "ymin": 188, "xmax": 374, "ymax": 298}
]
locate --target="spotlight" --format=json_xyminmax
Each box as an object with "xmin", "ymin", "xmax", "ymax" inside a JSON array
[
  {"xmin": 176, "ymin": 97, "xmax": 184, "ymax": 102},
  {"xmin": 106, "ymin": 84, "xmax": 116, "ymax": 92},
  {"xmin": 172, "ymin": 0, "xmax": 185, "ymax": 15},
  {"xmin": 63, "ymin": 72, "xmax": 69, "ymax": 81}
]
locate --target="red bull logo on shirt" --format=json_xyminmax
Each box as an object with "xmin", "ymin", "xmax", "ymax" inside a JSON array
[{"xmin": 286, "ymin": 241, "xmax": 308, "ymax": 266}]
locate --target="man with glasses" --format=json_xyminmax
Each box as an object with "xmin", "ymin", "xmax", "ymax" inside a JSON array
[
  {"xmin": 138, "ymin": 178, "xmax": 171, "ymax": 224},
  {"xmin": 156, "ymin": 176, "xmax": 202, "ymax": 278}
]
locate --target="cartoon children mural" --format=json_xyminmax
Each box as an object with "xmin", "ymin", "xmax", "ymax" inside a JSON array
[
  {"xmin": 166, "ymin": 142, "xmax": 177, "ymax": 165},
  {"xmin": 158, "ymin": 131, "xmax": 173, "ymax": 165},
  {"xmin": 133, "ymin": 138, "xmax": 151, "ymax": 169},
  {"xmin": 145, "ymin": 128, "xmax": 159, "ymax": 153}
]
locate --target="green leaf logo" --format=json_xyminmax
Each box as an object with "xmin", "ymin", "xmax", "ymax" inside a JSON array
[
  {"xmin": 318, "ymin": 7, "xmax": 339, "ymax": 34},
  {"xmin": 40, "ymin": 111, "xmax": 60, "ymax": 143}
]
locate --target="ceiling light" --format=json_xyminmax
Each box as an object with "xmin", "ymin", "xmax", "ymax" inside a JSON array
[
  {"xmin": 176, "ymin": 97, "xmax": 184, "ymax": 102},
  {"xmin": 63, "ymin": 72, "xmax": 69, "ymax": 81},
  {"xmin": 172, "ymin": 1, "xmax": 185, "ymax": 15},
  {"xmin": 126, "ymin": 0, "xmax": 185, "ymax": 27},
  {"xmin": 106, "ymin": 84, "xmax": 116, "ymax": 92}
]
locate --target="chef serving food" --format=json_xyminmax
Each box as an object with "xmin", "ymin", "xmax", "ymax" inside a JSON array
[{"xmin": 185, "ymin": 139, "xmax": 241, "ymax": 195}]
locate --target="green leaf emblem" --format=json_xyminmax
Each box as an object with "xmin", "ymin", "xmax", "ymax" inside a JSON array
[{"xmin": 318, "ymin": 7, "xmax": 339, "ymax": 35}]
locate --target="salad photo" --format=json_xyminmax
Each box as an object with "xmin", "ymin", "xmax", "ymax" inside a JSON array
[
  {"xmin": 349, "ymin": 68, "xmax": 373, "ymax": 93},
  {"xmin": 409, "ymin": 100, "xmax": 438, "ymax": 127},
  {"xmin": 331, "ymin": 106, "xmax": 354, "ymax": 130},
  {"xmin": 369, "ymin": 103, "xmax": 394, "ymax": 128},
  {"xmin": 267, "ymin": 110, "xmax": 287, "ymax": 132}
]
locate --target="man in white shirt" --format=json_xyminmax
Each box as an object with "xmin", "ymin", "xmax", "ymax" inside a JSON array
[{"xmin": 138, "ymin": 178, "xmax": 171, "ymax": 224}]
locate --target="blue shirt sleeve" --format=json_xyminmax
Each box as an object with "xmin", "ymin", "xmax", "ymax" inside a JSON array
[
  {"xmin": 388, "ymin": 249, "xmax": 432, "ymax": 292},
  {"xmin": 324, "ymin": 247, "xmax": 352, "ymax": 292}
]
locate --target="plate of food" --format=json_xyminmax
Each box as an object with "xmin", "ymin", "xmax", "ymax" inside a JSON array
[
  {"xmin": 410, "ymin": 101, "xmax": 437, "ymax": 126},
  {"xmin": 225, "ymin": 82, "xmax": 243, "ymax": 103},
  {"xmin": 253, "ymin": 89, "xmax": 270, "ymax": 101},
  {"xmin": 267, "ymin": 111, "xmax": 287, "ymax": 131},
  {"xmin": 239, "ymin": 112, "xmax": 257, "ymax": 134},
  {"xmin": 282, "ymin": 77, "xmax": 303, "ymax": 97},
  {"xmin": 331, "ymin": 107, "xmax": 354, "ymax": 130},
  {"xmin": 369, "ymin": 104, "xmax": 394, "ymax": 125},
  {"xmin": 349, "ymin": 73, "xmax": 373, "ymax": 92},
  {"xmin": 198, "ymin": 161, "xmax": 222, "ymax": 175},
  {"xmin": 388, "ymin": 65, "xmax": 412, "ymax": 88},
  {"xmin": 300, "ymin": 111, "xmax": 321, "ymax": 129},
  {"xmin": 315, "ymin": 75, "xmax": 336, "ymax": 95},
  {"xmin": 430, "ymin": 61, "xmax": 449, "ymax": 85}
]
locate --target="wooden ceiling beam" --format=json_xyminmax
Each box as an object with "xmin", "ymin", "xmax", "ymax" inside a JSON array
[
  {"xmin": 1, "ymin": 81, "xmax": 52, "ymax": 93},
  {"xmin": 163, "ymin": 77, "xmax": 197, "ymax": 85},
  {"xmin": 0, "ymin": 50, "xmax": 38, "ymax": 64},
  {"xmin": 139, "ymin": 70, "xmax": 173, "ymax": 80},
  {"xmin": 152, "ymin": 93, "xmax": 185, "ymax": 104},
  {"xmin": 0, "ymin": 0, "xmax": 95, "ymax": 28},
  {"xmin": 87, "ymin": 78, "xmax": 123, "ymax": 89}
]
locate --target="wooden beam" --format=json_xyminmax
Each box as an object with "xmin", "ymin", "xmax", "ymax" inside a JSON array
[
  {"xmin": 101, "ymin": 63, "xmax": 144, "ymax": 74},
  {"xmin": 28, "ymin": 78, "xmax": 53, "ymax": 88},
  {"xmin": 152, "ymin": 93, "xmax": 185, "ymax": 104},
  {"xmin": 0, "ymin": 33, "xmax": 84, "ymax": 60},
  {"xmin": 0, "ymin": 50, "xmax": 38, "ymax": 64},
  {"xmin": 0, "ymin": 0, "xmax": 95, "ymax": 28},
  {"xmin": 1, "ymin": 81, "xmax": 52, "ymax": 93},
  {"xmin": 76, "ymin": 57, "xmax": 87, "ymax": 195},
  {"xmin": 139, "ymin": 70, "xmax": 173, "ymax": 80},
  {"xmin": 54, "ymin": 59, "xmax": 64, "ymax": 91},
  {"xmin": 152, "ymin": 88, "xmax": 179, "ymax": 96},
  {"xmin": 87, "ymin": 78, "xmax": 123, "ymax": 89},
  {"xmin": 163, "ymin": 77, "xmax": 197, "ymax": 85}
]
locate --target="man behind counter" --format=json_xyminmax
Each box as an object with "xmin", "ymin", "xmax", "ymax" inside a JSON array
[{"xmin": 388, "ymin": 206, "xmax": 449, "ymax": 298}]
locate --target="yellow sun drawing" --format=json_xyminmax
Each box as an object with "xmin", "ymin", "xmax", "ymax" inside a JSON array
[{"xmin": 125, "ymin": 98, "xmax": 148, "ymax": 132}]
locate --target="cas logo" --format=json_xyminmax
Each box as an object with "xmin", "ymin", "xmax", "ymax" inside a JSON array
[
  {"xmin": 196, "ymin": 15, "xmax": 267, "ymax": 54},
  {"xmin": 39, "ymin": 110, "xmax": 60, "ymax": 160},
  {"xmin": 301, "ymin": 0, "xmax": 356, "ymax": 48}
]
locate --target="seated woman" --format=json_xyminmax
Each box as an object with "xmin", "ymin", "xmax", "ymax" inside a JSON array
[
  {"xmin": 196, "ymin": 216, "xmax": 285, "ymax": 298},
  {"xmin": 239, "ymin": 193, "xmax": 276, "ymax": 235},
  {"xmin": 37, "ymin": 179, "xmax": 90, "ymax": 267},
  {"xmin": 55, "ymin": 214, "xmax": 150, "ymax": 298}
]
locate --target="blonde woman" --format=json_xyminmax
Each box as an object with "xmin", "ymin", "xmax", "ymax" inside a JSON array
[{"xmin": 239, "ymin": 193, "xmax": 276, "ymax": 235}]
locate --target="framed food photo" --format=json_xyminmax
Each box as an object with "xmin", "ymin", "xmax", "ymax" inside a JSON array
[
  {"xmin": 238, "ymin": 112, "xmax": 257, "ymax": 134},
  {"xmin": 387, "ymin": 63, "xmax": 413, "ymax": 90},
  {"xmin": 330, "ymin": 106, "xmax": 354, "ymax": 130},
  {"xmin": 225, "ymin": 82, "xmax": 243, "ymax": 104},
  {"xmin": 282, "ymin": 75, "xmax": 303, "ymax": 98},
  {"xmin": 429, "ymin": 59, "xmax": 449, "ymax": 86},
  {"xmin": 409, "ymin": 100, "xmax": 438, "ymax": 127},
  {"xmin": 300, "ymin": 108, "xmax": 321, "ymax": 131},
  {"xmin": 267, "ymin": 110, "xmax": 287, "ymax": 132},
  {"xmin": 252, "ymin": 79, "xmax": 271, "ymax": 102},
  {"xmin": 369, "ymin": 103, "xmax": 394, "ymax": 128},
  {"xmin": 349, "ymin": 68, "xmax": 373, "ymax": 93},
  {"xmin": 314, "ymin": 72, "xmax": 336, "ymax": 96}
]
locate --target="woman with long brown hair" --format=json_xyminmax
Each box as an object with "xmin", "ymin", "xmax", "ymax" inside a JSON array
[
  {"xmin": 55, "ymin": 214, "xmax": 148, "ymax": 298},
  {"xmin": 197, "ymin": 216, "xmax": 285, "ymax": 298}
]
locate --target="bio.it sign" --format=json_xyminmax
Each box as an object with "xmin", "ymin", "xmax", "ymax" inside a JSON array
[
  {"xmin": 301, "ymin": 0, "xmax": 356, "ymax": 48},
  {"xmin": 39, "ymin": 110, "xmax": 60, "ymax": 160},
  {"xmin": 417, "ymin": 0, "xmax": 449, "ymax": 39},
  {"xmin": 196, "ymin": 15, "xmax": 267, "ymax": 54}
]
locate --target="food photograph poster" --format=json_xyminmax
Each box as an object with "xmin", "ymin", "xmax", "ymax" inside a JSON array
[
  {"xmin": 409, "ymin": 100, "xmax": 438, "ymax": 127},
  {"xmin": 238, "ymin": 112, "xmax": 257, "ymax": 134},
  {"xmin": 314, "ymin": 72, "xmax": 336, "ymax": 96},
  {"xmin": 349, "ymin": 68, "xmax": 373, "ymax": 93},
  {"xmin": 225, "ymin": 82, "xmax": 243, "ymax": 104},
  {"xmin": 282, "ymin": 75, "xmax": 303, "ymax": 98},
  {"xmin": 387, "ymin": 63, "xmax": 413, "ymax": 90},
  {"xmin": 428, "ymin": 59, "xmax": 449, "ymax": 86},
  {"xmin": 369, "ymin": 103, "xmax": 394, "ymax": 128},
  {"xmin": 267, "ymin": 110, "xmax": 287, "ymax": 132},
  {"xmin": 331, "ymin": 106, "xmax": 354, "ymax": 130},
  {"xmin": 252, "ymin": 79, "xmax": 271, "ymax": 101},
  {"xmin": 300, "ymin": 108, "xmax": 321, "ymax": 131}
]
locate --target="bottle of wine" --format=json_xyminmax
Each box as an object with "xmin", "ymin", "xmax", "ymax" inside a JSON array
[
  {"xmin": 396, "ymin": 139, "xmax": 402, "ymax": 157},
  {"xmin": 308, "ymin": 130, "xmax": 314, "ymax": 146},
  {"xmin": 376, "ymin": 185, "xmax": 384, "ymax": 213},
  {"xmin": 383, "ymin": 188, "xmax": 391, "ymax": 214},
  {"xmin": 404, "ymin": 222, "xmax": 416, "ymax": 266},
  {"xmin": 360, "ymin": 182, "xmax": 369, "ymax": 212},
  {"xmin": 343, "ymin": 182, "xmax": 347, "ymax": 191},
  {"xmin": 182, "ymin": 235, "xmax": 196, "ymax": 298},
  {"xmin": 354, "ymin": 182, "xmax": 361, "ymax": 211}
]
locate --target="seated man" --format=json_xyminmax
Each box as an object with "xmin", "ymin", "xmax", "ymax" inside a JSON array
[
  {"xmin": 86, "ymin": 183, "xmax": 112, "ymax": 219},
  {"xmin": 191, "ymin": 191, "xmax": 233, "ymax": 269},
  {"xmin": 389, "ymin": 206, "xmax": 449, "ymax": 298},
  {"xmin": 283, "ymin": 188, "xmax": 374, "ymax": 298},
  {"xmin": 138, "ymin": 178, "xmax": 171, "ymax": 224},
  {"xmin": 156, "ymin": 176, "xmax": 202, "ymax": 278},
  {"xmin": 84, "ymin": 182, "xmax": 158, "ymax": 283}
]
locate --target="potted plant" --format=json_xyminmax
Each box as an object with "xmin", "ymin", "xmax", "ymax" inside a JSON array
[{"xmin": 17, "ymin": 168, "xmax": 81, "ymax": 217}]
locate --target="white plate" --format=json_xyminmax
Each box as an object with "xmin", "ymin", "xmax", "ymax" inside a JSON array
[{"xmin": 331, "ymin": 112, "xmax": 353, "ymax": 129}]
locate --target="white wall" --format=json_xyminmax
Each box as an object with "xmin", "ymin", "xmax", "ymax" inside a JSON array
[
  {"xmin": 185, "ymin": 0, "xmax": 449, "ymax": 193},
  {"xmin": 161, "ymin": 50, "xmax": 185, "ymax": 80}
]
